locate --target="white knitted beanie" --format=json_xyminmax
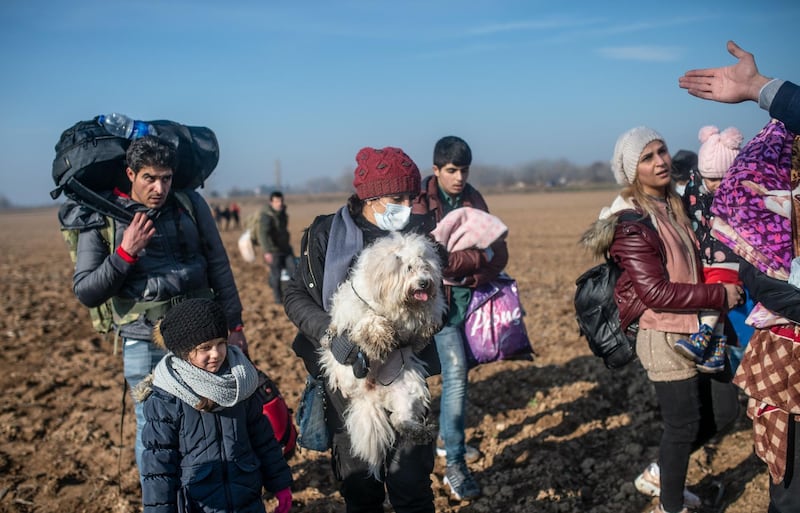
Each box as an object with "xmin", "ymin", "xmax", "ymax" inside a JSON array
[
  {"xmin": 611, "ymin": 126, "xmax": 664, "ymax": 185},
  {"xmin": 697, "ymin": 125, "xmax": 744, "ymax": 179}
]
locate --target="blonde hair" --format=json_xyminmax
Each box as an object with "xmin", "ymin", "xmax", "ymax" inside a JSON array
[{"xmin": 620, "ymin": 181, "xmax": 691, "ymax": 231}]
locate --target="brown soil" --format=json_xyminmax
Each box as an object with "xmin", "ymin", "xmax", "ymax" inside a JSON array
[{"xmin": 0, "ymin": 191, "xmax": 769, "ymax": 513}]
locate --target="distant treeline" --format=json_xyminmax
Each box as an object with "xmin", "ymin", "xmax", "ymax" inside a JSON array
[
  {"xmin": 211, "ymin": 159, "xmax": 614, "ymax": 199},
  {"xmin": 0, "ymin": 159, "xmax": 614, "ymax": 209}
]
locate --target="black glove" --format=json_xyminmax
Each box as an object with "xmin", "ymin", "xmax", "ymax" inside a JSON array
[{"xmin": 330, "ymin": 334, "xmax": 369, "ymax": 379}]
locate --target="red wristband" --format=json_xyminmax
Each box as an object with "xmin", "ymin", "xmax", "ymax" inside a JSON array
[
  {"xmin": 116, "ymin": 246, "xmax": 138, "ymax": 264},
  {"xmin": 231, "ymin": 324, "xmax": 244, "ymax": 332}
]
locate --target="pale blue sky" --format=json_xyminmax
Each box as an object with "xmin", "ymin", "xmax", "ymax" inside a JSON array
[{"xmin": 1, "ymin": 0, "xmax": 799, "ymax": 206}]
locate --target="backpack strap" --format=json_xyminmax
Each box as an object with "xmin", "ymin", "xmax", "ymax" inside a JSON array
[
  {"xmin": 612, "ymin": 210, "xmax": 657, "ymax": 261},
  {"xmin": 616, "ymin": 210, "xmax": 654, "ymax": 230},
  {"xmin": 65, "ymin": 176, "xmax": 134, "ymax": 223},
  {"xmin": 173, "ymin": 190, "xmax": 208, "ymax": 254},
  {"xmin": 173, "ymin": 190, "xmax": 196, "ymax": 222}
]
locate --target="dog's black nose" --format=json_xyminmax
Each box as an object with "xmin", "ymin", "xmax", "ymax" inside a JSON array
[{"xmin": 418, "ymin": 279, "xmax": 429, "ymax": 290}]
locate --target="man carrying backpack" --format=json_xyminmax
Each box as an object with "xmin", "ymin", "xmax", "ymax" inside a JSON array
[
  {"xmin": 64, "ymin": 135, "xmax": 247, "ymax": 480},
  {"xmin": 257, "ymin": 191, "xmax": 296, "ymax": 304}
]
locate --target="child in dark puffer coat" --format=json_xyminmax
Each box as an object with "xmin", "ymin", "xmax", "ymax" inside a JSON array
[{"xmin": 137, "ymin": 298, "xmax": 292, "ymax": 513}]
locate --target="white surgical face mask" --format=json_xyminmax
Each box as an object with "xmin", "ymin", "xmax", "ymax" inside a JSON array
[{"xmin": 372, "ymin": 200, "xmax": 411, "ymax": 231}]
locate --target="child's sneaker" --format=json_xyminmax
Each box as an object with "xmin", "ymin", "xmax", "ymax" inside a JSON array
[
  {"xmin": 673, "ymin": 324, "xmax": 714, "ymax": 363},
  {"xmin": 444, "ymin": 462, "xmax": 481, "ymax": 501},
  {"xmin": 697, "ymin": 335, "xmax": 726, "ymax": 373},
  {"xmin": 634, "ymin": 462, "xmax": 701, "ymax": 509}
]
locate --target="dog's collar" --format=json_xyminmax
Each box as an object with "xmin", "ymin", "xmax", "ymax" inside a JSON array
[{"xmin": 350, "ymin": 281, "xmax": 378, "ymax": 314}]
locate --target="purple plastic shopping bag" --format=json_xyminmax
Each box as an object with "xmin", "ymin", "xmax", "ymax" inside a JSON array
[{"xmin": 463, "ymin": 274, "xmax": 533, "ymax": 366}]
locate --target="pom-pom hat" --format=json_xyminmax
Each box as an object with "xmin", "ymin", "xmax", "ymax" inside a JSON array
[
  {"xmin": 153, "ymin": 298, "xmax": 228, "ymax": 359},
  {"xmin": 611, "ymin": 127, "xmax": 665, "ymax": 185},
  {"xmin": 352, "ymin": 147, "xmax": 421, "ymax": 200},
  {"xmin": 697, "ymin": 125, "xmax": 744, "ymax": 179}
]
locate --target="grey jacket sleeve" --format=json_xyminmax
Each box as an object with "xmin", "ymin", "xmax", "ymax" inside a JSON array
[
  {"xmin": 72, "ymin": 223, "xmax": 135, "ymax": 308},
  {"xmin": 740, "ymin": 260, "xmax": 800, "ymax": 324}
]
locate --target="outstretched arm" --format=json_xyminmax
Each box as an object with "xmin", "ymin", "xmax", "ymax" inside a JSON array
[
  {"xmin": 678, "ymin": 40, "xmax": 771, "ymax": 104},
  {"xmin": 740, "ymin": 260, "xmax": 800, "ymax": 324}
]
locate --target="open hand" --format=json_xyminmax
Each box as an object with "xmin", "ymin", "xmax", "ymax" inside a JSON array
[{"xmin": 678, "ymin": 40, "xmax": 771, "ymax": 104}]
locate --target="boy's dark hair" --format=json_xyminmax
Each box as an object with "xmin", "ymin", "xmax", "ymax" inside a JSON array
[
  {"xmin": 433, "ymin": 135, "xmax": 472, "ymax": 168},
  {"xmin": 126, "ymin": 135, "xmax": 177, "ymax": 174},
  {"xmin": 671, "ymin": 149, "xmax": 697, "ymax": 182},
  {"xmin": 270, "ymin": 191, "xmax": 284, "ymax": 200}
]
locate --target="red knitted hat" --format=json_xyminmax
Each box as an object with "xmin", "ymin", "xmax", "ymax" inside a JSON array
[{"xmin": 352, "ymin": 147, "xmax": 421, "ymax": 200}]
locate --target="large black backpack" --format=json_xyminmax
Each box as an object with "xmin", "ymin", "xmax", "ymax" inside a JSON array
[
  {"xmin": 50, "ymin": 117, "xmax": 219, "ymax": 222},
  {"xmin": 574, "ymin": 256, "xmax": 637, "ymax": 369}
]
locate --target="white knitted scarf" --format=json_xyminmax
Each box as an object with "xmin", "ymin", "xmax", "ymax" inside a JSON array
[{"xmin": 152, "ymin": 345, "xmax": 259, "ymax": 410}]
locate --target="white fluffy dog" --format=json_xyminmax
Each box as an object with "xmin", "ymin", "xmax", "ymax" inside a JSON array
[{"xmin": 319, "ymin": 231, "xmax": 446, "ymax": 478}]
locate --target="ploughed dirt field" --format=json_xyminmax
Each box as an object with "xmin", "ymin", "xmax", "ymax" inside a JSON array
[{"xmin": 0, "ymin": 190, "xmax": 770, "ymax": 513}]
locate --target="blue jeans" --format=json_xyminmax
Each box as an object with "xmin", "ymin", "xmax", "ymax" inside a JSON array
[
  {"xmin": 122, "ymin": 337, "xmax": 167, "ymax": 477},
  {"xmin": 434, "ymin": 324, "xmax": 469, "ymax": 466}
]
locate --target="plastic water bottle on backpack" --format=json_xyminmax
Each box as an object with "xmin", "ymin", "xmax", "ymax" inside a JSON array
[{"xmin": 98, "ymin": 113, "xmax": 156, "ymax": 139}]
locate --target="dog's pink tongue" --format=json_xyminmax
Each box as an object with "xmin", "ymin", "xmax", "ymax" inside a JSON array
[{"xmin": 413, "ymin": 290, "xmax": 429, "ymax": 301}]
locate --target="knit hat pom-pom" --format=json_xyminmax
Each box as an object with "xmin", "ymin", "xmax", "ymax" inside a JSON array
[
  {"xmin": 697, "ymin": 124, "xmax": 743, "ymax": 179},
  {"xmin": 719, "ymin": 126, "xmax": 744, "ymax": 150},
  {"xmin": 698, "ymin": 125, "xmax": 720, "ymax": 144}
]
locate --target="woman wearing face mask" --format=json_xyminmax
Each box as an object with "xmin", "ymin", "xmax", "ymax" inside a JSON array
[{"xmin": 283, "ymin": 146, "xmax": 442, "ymax": 513}]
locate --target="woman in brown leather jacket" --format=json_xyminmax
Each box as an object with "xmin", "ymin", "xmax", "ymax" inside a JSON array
[{"xmin": 581, "ymin": 126, "xmax": 743, "ymax": 513}]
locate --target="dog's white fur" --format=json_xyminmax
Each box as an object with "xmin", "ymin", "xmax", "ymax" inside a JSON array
[{"xmin": 319, "ymin": 231, "xmax": 446, "ymax": 478}]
